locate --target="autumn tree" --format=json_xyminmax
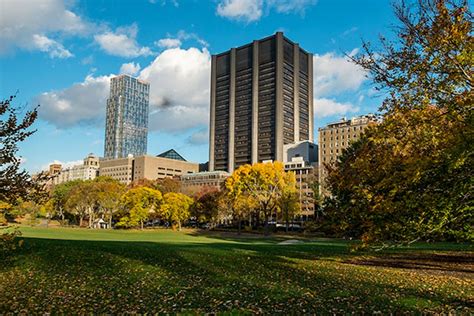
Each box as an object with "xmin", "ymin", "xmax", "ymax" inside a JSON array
[
  {"xmin": 279, "ymin": 172, "xmax": 300, "ymax": 232},
  {"xmin": 226, "ymin": 162, "xmax": 295, "ymax": 235},
  {"xmin": 326, "ymin": 0, "xmax": 473, "ymax": 246},
  {"xmin": 118, "ymin": 187, "xmax": 162, "ymax": 229},
  {"xmin": 191, "ymin": 187, "xmax": 223, "ymax": 225},
  {"xmin": 94, "ymin": 177, "xmax": 126, "ymax": 228},
  {"xmin": 160, "ymin": 192, "xmax": 193, "ymax": 231},
  {"xmin": 0, "ymin": 95, "xmax": 40, "ymax": 204},
  {"xmin": 51, "ymin": 180, "xmax": 83, "ymax": 224},
  {"xmin": 154, "ymin": 178, "xmax": 181, "ymax": 194},
  {"xmin": 65, "ymin": 181, "xmax": 91, "ymax": 227}
]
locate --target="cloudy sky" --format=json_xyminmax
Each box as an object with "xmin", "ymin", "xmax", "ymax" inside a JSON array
[{"xmin": 0, "ymin": 0, "xmax": 393, "ymax": 172}]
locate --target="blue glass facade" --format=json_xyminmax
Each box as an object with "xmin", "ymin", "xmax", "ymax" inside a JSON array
[{"xmin": 104, "ymin": 75, "xmax": 150, "ymax": 159}]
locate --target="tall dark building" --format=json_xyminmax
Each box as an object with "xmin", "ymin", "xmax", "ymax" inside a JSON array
[{"xmin": 209, "ymin": 32, "xmax": 314, "ymax": 173}]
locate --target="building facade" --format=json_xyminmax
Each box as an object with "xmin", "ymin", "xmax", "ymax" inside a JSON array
[
  {"xmin": 318, "ymin": 114, "xmax": 379, "ymax": 195},
  {"xmin": 209, "ymin": 32, "xmax": 314, "ymax": 173},
  {"xmin": 180, "ymin": 171, "xmax": 230, "ymax": 192},
  {"xmin": 285, "ymin": 157, "xmax": 317, "ymax": 219},
  {"xmin": 104, "ymin": 75, "xmax": 150, "ymax": 159},
  {"xmin": 99, "ymin": 151, "xmax": 199, "ymax": 185},
  {"xmin": 52, "ymin": 154, "xmax": 100, "ymax": 185}
]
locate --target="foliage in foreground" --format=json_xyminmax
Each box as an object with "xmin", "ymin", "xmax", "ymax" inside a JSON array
[{"xmin": 325, "ymin": 0, "xmax": 473, "ymax": 246}]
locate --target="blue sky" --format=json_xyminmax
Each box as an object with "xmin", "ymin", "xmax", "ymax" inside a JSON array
[{"xmin": 0, "ymin": 0, "xmax": 394, "ymax": 173}]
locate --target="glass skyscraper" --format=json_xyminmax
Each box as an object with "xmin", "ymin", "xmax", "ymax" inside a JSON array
[{"xmin": 104, "ymin": 75, "xmax": 150, "ymax": 159}]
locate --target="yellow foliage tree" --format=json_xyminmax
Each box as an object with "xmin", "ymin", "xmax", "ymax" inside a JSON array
[
  {"xmin": 226, "ymin": 162, "xmax": 296, "ymax": 235},
  {"xmin": 160, "ymin": 192, "xmax": 193, "ymax": 231}
]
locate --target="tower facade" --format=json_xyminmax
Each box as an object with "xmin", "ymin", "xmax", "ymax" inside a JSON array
[
  {"xmin": 209, "ymin": 32, "xmax": 314, "ymax": 173},
  {"xmin": 104, "ymin": 75, "xmax": 150, "ymax": 159}
]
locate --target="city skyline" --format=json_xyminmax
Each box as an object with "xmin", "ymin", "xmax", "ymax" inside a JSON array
[{"xmin": 0, "ymin": 0, "xmax": 391, "ymax": 173}]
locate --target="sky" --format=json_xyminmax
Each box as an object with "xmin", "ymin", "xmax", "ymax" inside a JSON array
[{"xmin": 0, "ymin": 0, "xmax": 395, "ymax": 173}]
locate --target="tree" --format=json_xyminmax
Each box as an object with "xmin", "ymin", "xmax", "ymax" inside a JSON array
[
  {"xmin": 94, "ymin": 177, "xmax": 126, "ymax": 229},
  {"xmin": 191, "ymin": 188, "xmax": 223, "ymax": 225},
  {"xmin": 226, "ymin": 162, "xmax": 294, "ymax": 235},
  {"xmin": 326, "ymin": 0, "xmax": 473, "ymax": 247},
  {"xmin": 279, "ymin": 172, "xmax": 300, "ymax": 233},
  {"xmin": 119, "ymin": 187, "xmax": 163, "ymax": 229},
  {"xmin": 154, "ymin": 178, "xmax": 181, "ymax": 194},
  {"xmin": 51, "ymin": 180, "xmax": 83, "ymax": 224},
  {"xmin": 160, "ymin": 192, "xmax": 193, "ymax": 231},
  {"xmin": 65, "ymin": 182, "xmax": 91, "ymax": 227},
  {"xmin": 0, "ymin": 95, "xmax": 41, "ymax": 204}
]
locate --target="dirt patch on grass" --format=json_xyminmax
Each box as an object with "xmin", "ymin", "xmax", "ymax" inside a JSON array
[{"xmin": 345, "ymin": 252, "xmax": 474, "ymax": 278}]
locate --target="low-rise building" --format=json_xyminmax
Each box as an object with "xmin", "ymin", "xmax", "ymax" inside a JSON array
[
  {"xmin": 52, "ymin": 154, "xmax": 100, "ymax": 185},
  {"xmin": 99, "ymin": 149, "xmax": 199, "ymax": 185},
  {"xmin": 318, "ymin": 114, "xmax": 380, "ymax": 195},
  {"xmin": 284, "ymin": 157, "xmax": 317, "ymax": 220},
  {"xmin": 180, "ymin": 171, "xmax": 230, "ymax": 192}
]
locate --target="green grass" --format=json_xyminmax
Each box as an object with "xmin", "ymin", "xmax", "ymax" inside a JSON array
[{"xmin": 1, "ymin": 226, "xmax": 473, "ymax": 314}]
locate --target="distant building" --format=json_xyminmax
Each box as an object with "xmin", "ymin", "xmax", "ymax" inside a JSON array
[
  {"xmin": 53, "ymin": 154, "xmax": 100, "ymax": 185},
  {"xmin": 180, "ymin": 171, "xmax": 230, "ymax": 192},
  {"xmin": 48, "ymin": 164, "xmax": 62, "ymax": 176},
  {"xmin": 284, "ymin": 157, "xmax": 317, "ymax": 220},
  {"xmin": 104, "ymin": 74, "xmax": 150, "ymax": 159},
  {"xmin": 98, "ymin": 155, "xmax": 134, "ymax": 185},
  {"xmin": 284, "ymin": 140, "xmax": 318, "ymax": 164},
  {"xmin": 318, "ymin": 114, "xmax": 380, "ymax": 195},
  {"xmin": 209, "ymin": 32, "xmax": 314, "ymax": 173},
  {"xmin": 99, "ymin": 149, "xmax": 199, "ymax": 185}
]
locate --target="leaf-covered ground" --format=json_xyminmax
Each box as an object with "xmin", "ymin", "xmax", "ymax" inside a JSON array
[{"xmin": 1, "ymin": 227, "xmax": 473, "ymax": 314}]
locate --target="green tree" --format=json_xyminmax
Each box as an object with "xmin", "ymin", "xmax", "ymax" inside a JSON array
[
  {"xmin": 119, "ymin": 187, "xmax": 163, "ymax": 229},
  {"xmin": 160, "ymin": 192, "xmax": 193, "ymax": 231}
]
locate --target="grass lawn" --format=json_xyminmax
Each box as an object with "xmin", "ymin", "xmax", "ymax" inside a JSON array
[{"xmin": 1, "ymin": 226, "xmax": 473, "ymax": 314}]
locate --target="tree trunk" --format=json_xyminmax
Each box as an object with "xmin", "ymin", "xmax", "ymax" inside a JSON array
[
  {"xmin": 89, "ymin": 209, "xmax": 93, "ymax": 228},
  {"xmin": 178, "ymin": 220, "xmax": 182, "ymax": 231},
  {"xmin": 109, "ymin": 210, "xmax": 113, "ymax": 229},
  {"xmin": 141, "ymin": 220, "xmax": 143, "ymax": 230},
  {"xmin": 238, "ymin": 216, "xmax": 242, "ymax": 235},
  {"xmin": 264, "ymin": 213, "xmax": 270, "ymax": 236},
  {"xmin": 286, "ymin": 210, "xmax": 289, "ymax": 233},
  {"xmin": 79, "ymin": 216, "xmax": 83, "ymax": 227}
]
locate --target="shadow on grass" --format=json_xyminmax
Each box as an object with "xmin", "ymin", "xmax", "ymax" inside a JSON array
[{"xmin": 1, "ymin": 236, "xmax": 472, "ymax": 313}]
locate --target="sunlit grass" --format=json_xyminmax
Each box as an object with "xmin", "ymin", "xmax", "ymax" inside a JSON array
[{"xmin": 1, "ymin": 226, "xmax": 472, "ymax": 314}]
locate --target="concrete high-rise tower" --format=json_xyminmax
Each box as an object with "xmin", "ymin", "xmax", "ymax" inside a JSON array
[
  {"xmin": 209, "ymin": 32, "xmax": 314, "ymax": 173},
  {"xmin": 104, "ymin": 75, "xmax": 150, "ymax": 159}
]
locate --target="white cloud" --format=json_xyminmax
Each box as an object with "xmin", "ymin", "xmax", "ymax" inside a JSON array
[
  {"xmin": 313, "ymin": 98, "xmax": 359, "ymax": 118},
  {"xmin": 0, "ymin": 0, "xmax": 90, "ymax": 57},
  {"xmin": 36, "ymin": 74, "xmax": 113, "ymax": 128},
  {"xmin": 140, "ymin": 46, "xmax": 211, "ymax": 132},
  {"xmin": 120, "ymin": 62, "xmax": 141, "ymax": 76},
  {"xmin": 32, "ymin": 34, "xmax": 73, "ymax": 58},
  {"xmin": 94, "ymin": 24, "xmax": 152, "ymax": 58},
  {"xmin": 313, "ymin": 51, "xmax": 367, "ymax": 97},
  {"xmin": 266, "ymin": 0, "xmax": 316, "ymax": 14},
  {"xmin": 216, "ymin": 0, "xmax": 316, "ymax": 22},
  {"xmin": 217, "ymin": 0, "xmax": 263, "ymax": 22},
  {"xmin": 156, "ymin": 38, "xmax": 182, "ymax": 48},
  {"xmin": 36, "ymin": 46, "xmax": 211, "ymax": 133}
]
